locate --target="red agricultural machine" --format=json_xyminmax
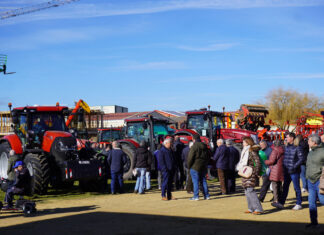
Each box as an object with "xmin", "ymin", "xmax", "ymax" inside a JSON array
[
  {"xmin": 235, "ymin": 104, "xmax": 269, "ymax": 132},
  {"xmin": 118, "ymin": 115, "xmax": 174, "ymax": 179},
  {"xmin": 0, "ymin": 104, "xmax": 106, "ymax": 194},
  {"xmin": 175, "ymin": 108, "xmax": 259, "ymax": 152},
  {"xmin": 295, "ymin": 111, "xmax": 324, "ymax": 138}
]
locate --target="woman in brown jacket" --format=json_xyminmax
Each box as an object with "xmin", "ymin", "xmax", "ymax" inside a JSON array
[
  {"xmin": 265, "ymin": 140, "xmax": 284, "ymax": 209},
  {"xmin": 238, "ymin": 137, "xmax": 263, "ymax": 215}
]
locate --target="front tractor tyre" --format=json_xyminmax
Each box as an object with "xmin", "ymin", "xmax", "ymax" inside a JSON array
[
  {"xmin": 24, "ymin": 153, "xmax": 50, "ymax": 195},
  {"xmin": 0, "ymin": 142, "xmax": 10, "ymax": 179}
]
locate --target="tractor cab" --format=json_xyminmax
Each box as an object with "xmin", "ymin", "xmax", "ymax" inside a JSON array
[
  {"xmin": 11, "ymin": 106, "xmax": 70, "ymax": 149},
  {"xmin": 183, "ymin": 109, "xmax": 224, "ymax": 150},
  {"xmin": 97, "ymin": 128, "xmax": 123, "ymax": 144},
  {"xmin": 125, "ymin": 115, "xmax": 174, "ymax": 152}
]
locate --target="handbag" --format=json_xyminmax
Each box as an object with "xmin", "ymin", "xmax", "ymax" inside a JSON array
[
  {"xmin": 238, "ymin": 165, "xmax": 253, "ymax": 178},
  {"xmin": 320, "ymin": 167, "xmax": 324, "ymax": 195}
]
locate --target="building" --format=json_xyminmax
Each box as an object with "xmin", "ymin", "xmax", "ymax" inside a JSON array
[{"xmin": 90, "ymin": 105, "xmax": 128, "ymax": 114}]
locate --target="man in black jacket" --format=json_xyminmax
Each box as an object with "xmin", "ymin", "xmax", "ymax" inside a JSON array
[
  {"xmin": 107, "ymin": 141, "xmax": 127, "ymax": 194},
  {"xmin": 133, "ymin": 141, "xmax": 152, "ymax": 194},
  {"xmin": 173, "ymin": 136, "xmax": 185, "ymax": 190},
  {"xmin": 226, "ymin": 139, "xmax": 240, "ymax": 193},
  {"xmin": 279, "ymin": 133, "xmax": 304, "ymax": 210},
  {"xmin": 4, "ymin": 161, "xmax": 30, "ymax": 209}
]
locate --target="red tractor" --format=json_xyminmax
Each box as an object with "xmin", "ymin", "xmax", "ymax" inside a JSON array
[
  {"xmin": 176, "ymin": 108, "xmax": 259, "ymax": 152},
  {"xmin": 0, "ymin": 104, "xmax": 105, "ymax": 194},
  {"xmin": 118, "ymin": 115, "xmax": 174, "ymax": 179},
  {"xmin": 295, "ymin": 111, "xmax": 324, "ymax": 138}
]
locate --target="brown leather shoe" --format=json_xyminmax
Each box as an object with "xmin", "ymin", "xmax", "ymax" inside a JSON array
[
  {"xmin": 244, "ymin": 210, "xmax": 252, "ymax": 214},
  {"xmin": 162, "ymin": 197, "xmax": 168, "ymax": 201}
]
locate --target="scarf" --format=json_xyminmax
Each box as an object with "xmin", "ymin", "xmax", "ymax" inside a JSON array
[{"xmin": 236, "ymin": 145, "xmax": 250, "ymax": 172}]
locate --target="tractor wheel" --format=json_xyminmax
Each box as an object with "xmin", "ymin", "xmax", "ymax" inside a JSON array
[
  {"xmin": 120, "ymin": 143, "xmax": 136, "ymax": 180},
  {"xmin": 24, "ymin": 153, "xmax": 50, "ymax": 195},
  {"xmin": 0, "ymin": 142, "xmax": 10, "ymax": 179}
]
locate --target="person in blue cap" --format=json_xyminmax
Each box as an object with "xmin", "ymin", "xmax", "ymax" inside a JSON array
[{"xmin": 3, "ymin": 161, "xmax": 30, "ymax": 209}]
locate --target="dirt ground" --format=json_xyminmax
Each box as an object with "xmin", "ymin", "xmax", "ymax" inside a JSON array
[{"xmin": 0, "ymin": 180, "xmax": 323, "ymax": 235}]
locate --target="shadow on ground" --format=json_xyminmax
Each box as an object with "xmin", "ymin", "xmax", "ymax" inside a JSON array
[
  {"xmin": 1, "ymin": 211, "xmax": 323, "ymax": 235},
  {"xmin": 0, "ymin": 205, "xmax": 98, "ymax": 220}
]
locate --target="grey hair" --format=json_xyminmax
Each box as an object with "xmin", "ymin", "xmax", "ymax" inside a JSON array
[
  {"xmin": 112, "ymin": 141, "xmax": 121, "ymax": 149},
  {"xmin": 225, "ymin": 139, "xmax": 233, "ymax": 146},
  {"xmin": 217, "ymin": 139, "xmax": 224, "ymax": 144},
  {"xmin": 9, "ymin": 150, "xmax": 15, "ymax": 156},
  {"xmin": 163, "ymin": 138, "xmax": 172, "ymax": 145},
  {"xmin": 308, "ymin": 134, "xmax": 321, "ymax": 145}
]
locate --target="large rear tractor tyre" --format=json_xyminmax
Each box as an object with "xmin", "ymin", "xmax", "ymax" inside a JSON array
[
  {"xmin": 120, "ymin": 144, "xmax": 136, "ymax": 180},
  {"xmin": 0, "ymin": 142, "xmax": 10, "ymax": 179},
  {"xmin": 24, "ymin": 153, "xmax": 50, "ymax": 195}
]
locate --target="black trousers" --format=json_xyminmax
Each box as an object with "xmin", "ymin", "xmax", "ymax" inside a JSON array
[
  {"xmin": 227, "ymin": 170, "xmax": 237, "ymax": 193},
  {"xmin": 259, "ymin": 175, "xmax": 272, "ymax": 202}
]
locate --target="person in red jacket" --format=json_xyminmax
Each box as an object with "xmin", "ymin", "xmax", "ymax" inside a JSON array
[{"xmin": 265, "ymin": 140, "xmax": 285, "ymax": 209}]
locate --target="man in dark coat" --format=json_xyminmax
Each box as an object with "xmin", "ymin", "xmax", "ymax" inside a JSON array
[
  {"xmin": 279, "ymin": 133, "xmax": 304, "ymax": 210},
  {"xmin": 107, "ymin": 141, "xmax": 127, "ymax": 194},
  {"xmin": 213, "ymin": 139, "xmax": 229, "ymax": 195},
  {"xmin": 182, "ymin": 141, "xmax": 193, "ymax": 193},
  {"xmin": 187, "ymin": 135, "xmax": 210, "ymax": 200},
  {"xmin": 158, "ymin": 138, "xmax": 176, "ymax": 200},
  {"xmin": 7, "ymin": 150, "xmax": 21, "ymax": 185},
  {"xmin": 225, "ymin": 139, "xmax": 240, "ymax": 193},
  {"xmin": 173, "ymin": 136, "xmax": 185, "ymax": 190}
]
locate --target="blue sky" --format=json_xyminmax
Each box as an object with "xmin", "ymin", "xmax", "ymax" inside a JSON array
[{"xmin": 0, "ymin": 0, "xmax": 324, "ymax": 112}]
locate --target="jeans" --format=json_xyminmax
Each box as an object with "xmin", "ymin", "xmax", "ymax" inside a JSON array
[
  {"xmin": 307, "ymin": 179, "xmax": 324, "ymax": 225},
  {"xmin": 245, "ymin": 187, "xmax": 263, "ymax": 212},
  {"xmin": 300, "ymin": 165, "xmax": 308, "ymax": 190},
  {"xmin": 134, "ymin": 168, "xmax": 146, "ymax": 193},
  {"xmin": 111, "ymin": 171, "xmax": 123, "ymax": 194},
  {"xmin": 280, "ymin": 168, "xmax": 302, "ymax": 205},
  {"xmin": 190, "ymin": 169, "xmax": 209, "ymax": 199},
  {"xmin": 145, "ymin": 171, "xmax": 151, "ymax": 190},
  {"xmin": 161, "ymin": 170, "xmax": 174, "ymax": 199}
]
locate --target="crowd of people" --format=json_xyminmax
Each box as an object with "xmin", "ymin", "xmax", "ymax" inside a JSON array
[{"xmin": 3, "ymin": 133, "xmax": 324, "ymax": 229}]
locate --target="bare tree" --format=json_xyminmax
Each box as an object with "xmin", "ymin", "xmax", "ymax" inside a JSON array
[{"xmin": 264, "ymin": 88, "xmax": 324, "ymax": 130}]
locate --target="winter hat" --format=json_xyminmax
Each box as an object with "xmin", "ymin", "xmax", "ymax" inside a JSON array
[{"xmin": 13, "ymin": 161, "xmax": 23, "ymax": 169}]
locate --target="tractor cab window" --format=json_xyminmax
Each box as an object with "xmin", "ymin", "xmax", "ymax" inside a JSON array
[
  {"xmin": 16, "ymin": 114, "xmax": 27, "ymax": 145},
  {"xmin": 101, "ymin": 130, "xmax": 122, "ymax": 142},
  {"xmin": 153, "ymin": 123, "xmax": 173, "ymax": 137},
  {"xmin": 187, "ymin": 115, "xmax": 209, "ymax": 137},
  {"xmin": 127, "ymin": 122, "xmax": 149, "ymax": 143},
  {"xmin": 31, "ymin": 113, "xmax": 67, "ymax": 134}
]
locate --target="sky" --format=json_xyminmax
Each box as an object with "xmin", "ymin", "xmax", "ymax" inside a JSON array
[{"xmin": 0, "ymin": 0, "xmax": 324, "ymax": 112}]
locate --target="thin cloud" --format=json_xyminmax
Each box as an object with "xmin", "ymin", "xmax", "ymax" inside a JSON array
[
  {"xmin": 111, "ymin": 61, "xmax": 187, "ymax": 70},
  {"xmin": 260, "ymin": 47, "xmax": 324, "ymax": 53},
  {"xmin": 2, "ymin": 0, "xmax": 324, "ymax": 25},
  {"xmin": 177, "ymin": 43, "xmax": 238, "ymax": 51}
]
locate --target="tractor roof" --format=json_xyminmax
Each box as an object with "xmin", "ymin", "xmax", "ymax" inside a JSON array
[
  {"xmin": 186, "ymin": 110, "xmax": 223, "ymax": 116},
  {"xmin": 13, "ymin": 106, "xmax": 68, "ymax": 112},
  {"xmin": 125, "ymin": 116, "xmax": 170, "ymax": 124}
]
